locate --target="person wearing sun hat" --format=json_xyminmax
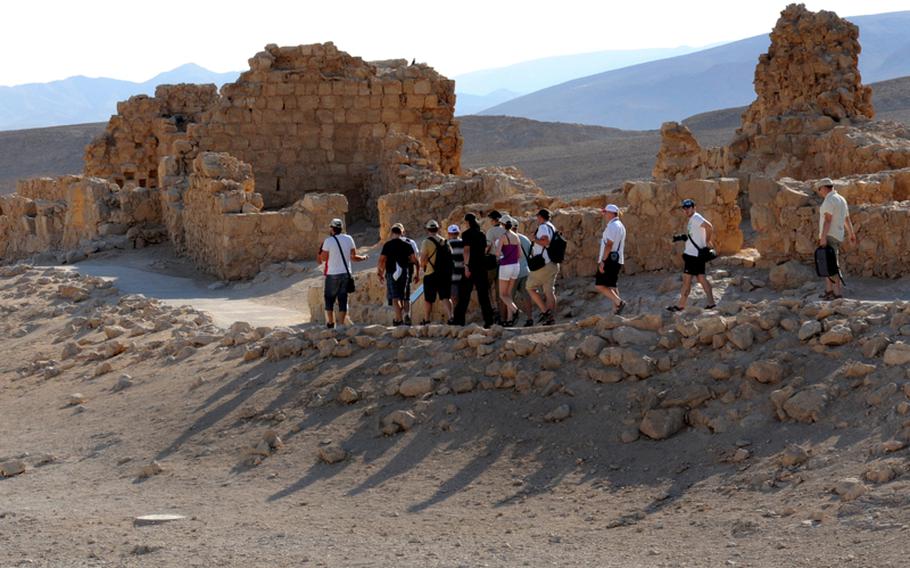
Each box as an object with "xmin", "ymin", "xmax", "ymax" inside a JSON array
[
  {"xmin": 318, "ymin": 218, "xmax": 367, "ymax": 329},
  {"xmin": 667, "ymin": 198, "xmax": 716, "ymax": 312},
  {"xmin": 419, "ymin": 219, "xmax": 454, "ymax": 324},
  {"xmin": 594, "ymin": 204, "xmax": 627, "ymax": 315}
]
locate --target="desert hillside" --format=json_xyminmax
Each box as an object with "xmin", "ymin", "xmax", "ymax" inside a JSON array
[{"xmin": 2, "ymin": 250, "xmax": 910, "ymax": 566}]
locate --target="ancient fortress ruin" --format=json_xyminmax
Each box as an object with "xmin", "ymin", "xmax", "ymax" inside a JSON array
[{"xmin": 2, "ymin": 4, "xmax": 910, "ymax": 292}]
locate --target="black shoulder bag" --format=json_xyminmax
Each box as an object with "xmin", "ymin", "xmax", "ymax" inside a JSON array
[
  {"xmin": 687, "ymin": 234, "xmax": 717, "ymax": 262},
  {"xmin": 332, "ymin": 235, "xmax": 356, "ymax": 293}
]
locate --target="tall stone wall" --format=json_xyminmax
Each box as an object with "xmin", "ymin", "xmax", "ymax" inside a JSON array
[
  {"xmin": 182, "ymin": 153, "xmax": 348, "ymax": 280},
  {"xmin": 748, "ymin": 168, "xmax": 910, "ymax": 277},
  {"xmin": 84, "ymin": 85, "xmax": 219, "ymax": 188},
  {"xmin": 186, "ymin": 43, "xmax": 461, "ymax": 214},
  {"xmin": 653, "ymin": 4, "xmax": 910, "ymax": 183}
]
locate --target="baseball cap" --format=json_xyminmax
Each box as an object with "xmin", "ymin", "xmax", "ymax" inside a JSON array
[
  {"xmin": 425, "ymin": 219, "xmax": 440, "ymax": 229},
  {"xmin": 329, "ymin": 218, "xmax": 343, "ymax": 228},
  {"xmin": 391, "ymin": 222, "xmax": 404, "ymax": 231},
  {"xmin": 681, "ymin": 199, "xmax": 696, "ymax": 208},
  {"xmin": 603, "ymin": 204, "xmax": 619, "ymax": 213},
  {"xmin": 447, "ymin": 224, "xmax": 460, "ymax": 234},
  {"xmin": 813, "ymin": 178, "xmax": 834, "ymax": 190}
]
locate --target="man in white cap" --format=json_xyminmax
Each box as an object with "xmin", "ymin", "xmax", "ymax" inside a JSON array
[
  {"xmin": 318, "ymin": 218, "xmax": 367, "ymax": 328},
  {"xmin": 419, "ymin": 219, "xmax": 454, "ymax": 324},
  {"xmin": 594, "ymin": 204, "xmax": 627, "ymax": 314},
  {"xmin": 815, "ymin": 178, "xmax": 856, "ymax": 299}
]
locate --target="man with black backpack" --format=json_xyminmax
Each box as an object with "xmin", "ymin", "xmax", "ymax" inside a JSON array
[
  {"xmin": 527, "ymin": 209, "xmax": 565, "ymax": 326},
  {"xmin": 419, "ymin": 219, "xmax": 454, "ymax": 324}
]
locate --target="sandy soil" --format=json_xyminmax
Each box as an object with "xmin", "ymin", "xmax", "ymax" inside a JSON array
[{"xmin": 1, "ymin": 250, "xmax": 909, "ymax": 567}]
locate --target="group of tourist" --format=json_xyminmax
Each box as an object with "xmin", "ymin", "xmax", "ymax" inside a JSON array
[{"xmin": 319, "ymin": 179, "xmax": 856, "ymax": 328}]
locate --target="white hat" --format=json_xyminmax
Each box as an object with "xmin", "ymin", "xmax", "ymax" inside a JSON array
[
  {"xmin": 425, "ymin": 219, "xmax": 440, "ymax": 229},
  {"xmin": 329, "ymin": 218, "xmax": 344, "ymax": 228},
  {"xmin": 603, "ymin": 204, "xmax": 620, "ymax": 213},
  {"xmin": 447, "ymin": 224, "xmax": 460, "ymax": 234},
  {"xmin": 813, "ymin": 178, "xmax": 834, "ymax": 190}
]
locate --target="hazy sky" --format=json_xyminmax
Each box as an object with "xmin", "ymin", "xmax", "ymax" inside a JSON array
[{"xmin": 3, "ymin": 0, "xmax": 908, "ymax": 86}]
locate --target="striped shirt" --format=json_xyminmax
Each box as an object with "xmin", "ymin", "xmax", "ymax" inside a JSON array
[{"xmin": 448, "ymin": 238, "xmax": 464, "ymax": 282}]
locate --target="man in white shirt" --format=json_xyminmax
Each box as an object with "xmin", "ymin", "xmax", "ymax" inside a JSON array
[
  {"xmin": 527, "ymin": 208, "xmax": 559, "ymax": 325},
  {"xmin": 667, "ymin": 199, "xmax": 716, "ymax": 312},
  {"xmin": 318, "ymin": 218, "xmax": 367, "ymax": 328},
  {"xmin": 594, "ymin": 204, "xmax": 627, "ymax": 315},
  {"xmin": 815, "ymin": 178, "xmax": 857, "ymax": 299}
]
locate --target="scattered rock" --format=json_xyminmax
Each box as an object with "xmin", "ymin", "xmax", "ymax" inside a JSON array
[
  {"xmin": 709, "ymin": 364, "xmax": 733, "ymax": 380},
  {"xmin": 137, "ymin": 461, "xmax": 164, "ymax": 480},
  {"xmin": 778, "ymin": 445, "xmax": 810, "ymax": 467},
  {"xmin": 782, "ymin": 385, "xmax": 828, "ymax": 423},
  {"xmin": 820, "ymin": 324, "xmax": 853, "ymax": 346},
  {"xmin": 381, "ymin": 410, "xmax": 416, "ymax": 435},
  {"xmin": 57, "ymin": 285, "xmax": 89, "ymax": 302},
  {"xmin": 544, "ymin": 404, "xmax": 571, "ymax": 423},
  {"xmin": 67, "ymin": 393, "xmax": 87, "ymax": 407},
  {"xmin": 399, "ymin": 376, "xmax": 434, "ymax": 398},
  {"xmin": 769, "ymin": 261, "xmax": 814, "ymax": 290},
  {"xmin": 727, "ymin": 324, "xmax": 755, "ymax": 350},
  {"xmin": 318, "ymin": 444, "xmax": 348, "ymax": 464},
  {"xmin": 113, "ymin": 374, "xmax": 133, "ymax": 392},
  {"xmin": 639, "ymin": 408, "xmax": 686, "ymax": 440},
  {"xmin": 864, "ymin": 462, "xmax": 900, "ymax": 484},
  {"xmin": 0, "ymin": 460, "xmax": 26, "ymax": 478},
  {"xmin": 579, "ymin": 336, "xmax": 606, "ymax": 358},
  {"xmin": 883, "ymin": 342, "xmax": 910, "ymax": 366},
  {"xmin": 798, "ymin": 320, "xmax": 822, "ymax": 341},
  {"xmin": 133, "ymin": 514, "xmax": 187, "ymax": 527},
  {"xmin": 103, "ymin": 325, "xmax": 127, "ymax": 339},
  {"xmin": 833, "ymin": 477, "xmax": 867, "ymax": 502},
  {"xmin": 746, "ymin": 359, "xmax": 785, "ymax": 384},
  {"xmin": 337, "ymin": 386, "xmax": 359, "ymax": 404},
  {"xmin": 450, "ymin": 376, "xmax": 476, "ymax": 394}
]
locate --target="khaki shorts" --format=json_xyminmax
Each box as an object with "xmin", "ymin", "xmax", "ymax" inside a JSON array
[{"xmin": 526, "ymin": 262, "xmax": 559, "ymax": 292}]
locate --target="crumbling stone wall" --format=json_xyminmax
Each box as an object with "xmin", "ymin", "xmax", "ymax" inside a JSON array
[
  {"xmin": 654, "ymin": 4, "xmax": 910, "ymax": 183},
  {"xmin": 749, "ymin": 169, "xmax": 910, "ymax": 277},
  {"xmin": 186, "ymin": 43, "xmax": 461, "ymax": 214},
  {"xmin": 377, "ymin": 167, "xmax": 545, "ymax": 239},
  {"xmin": 85, "ymin": 85, "xmax": 219, "ymax": 189},
  {"xmin": 182, "ymin": 153, "xmax": 348, "ymax": 280},
  {"xmin": 0, "ymin": 175, "xmax": 164, "ymax": 261}
]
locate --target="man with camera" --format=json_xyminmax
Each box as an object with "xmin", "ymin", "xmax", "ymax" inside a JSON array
[
  {"xmin": 667, "ymin": 199, "xmax": 716, "ymax": 312},
  {"xmin": 815, "ymin": 178, "xmax": 856, "ymax": 300},
  {"xmin": 595, "ymin": 204, "xmax": 627, "ymax": 315}
]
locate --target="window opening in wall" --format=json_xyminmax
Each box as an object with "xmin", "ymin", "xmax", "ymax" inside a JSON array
[
  {"xmin": 138, "ymin": 179, "xmax": 147, "ymax": 188},
  {"xmin": 134, "ymin": 142, "xmax": 142, "ymax": 149},
  {"xmin": 276, "ymin": 177, "xmax": 281, "ymax": 192},
  {"xmin": 125, "ymin": 172, "xmax": 135, "ymax": 181}
]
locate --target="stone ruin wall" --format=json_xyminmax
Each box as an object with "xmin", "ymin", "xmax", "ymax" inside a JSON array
[
  {"xmin": 654, "ymin": 4, "xmax": 910, "ymax": 183},
  {"xmin": 84, "ymin": 84, "xmax": 219, "ymax": 189},
  {"xmin": 182, "ymin": 152, "xmax": 348, "ymax": 280},
  {"xmin": 186, "ymin": 43, "xmax": 461, "ymax": 215},
  {"xmin": 748, "ymin": 168, "xmax": 910, "ymax": 278}
]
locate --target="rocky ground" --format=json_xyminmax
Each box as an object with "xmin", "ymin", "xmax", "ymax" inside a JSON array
[{"xmin": 2, "ymin": 251, "xmax": 910, "ymax": 567}]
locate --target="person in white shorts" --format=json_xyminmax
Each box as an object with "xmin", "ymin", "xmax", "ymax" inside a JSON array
[{"xmin": 493, "ymin": 216, "xmax": 521, "ymax": 326}]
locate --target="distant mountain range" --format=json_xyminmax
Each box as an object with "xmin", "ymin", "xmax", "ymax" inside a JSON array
[
  {"xmin": 0, "ymin": 64, "xmax": 239, "ymax": 131},
  {"xmin": 479, "ymin": 11, "xmax": 910, "ymax": 129},
  {"xmin": 452, "ymin": 46, "xmax": 706, "ymax": 115}
]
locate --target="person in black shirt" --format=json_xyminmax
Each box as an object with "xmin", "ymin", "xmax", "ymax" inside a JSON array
[
  {"xmin": 377, "ymin": 226, "xmax": 418, "ymax": 326},
  {"xmin": 452, "ymin": 213, "xmax": 495, "ymax": 327}
]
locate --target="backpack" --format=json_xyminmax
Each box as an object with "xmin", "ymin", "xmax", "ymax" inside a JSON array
[
  {"xmin": 547, "ymin": 229, "xmax": 568, "ymax": 264},
  {"xmin": 428, "ymin": 236, "xmax": 453, "ymax": 277}
]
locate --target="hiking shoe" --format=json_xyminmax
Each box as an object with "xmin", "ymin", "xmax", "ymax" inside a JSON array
[
  {"xmin": 704, "ymin": 303, "xmax": 717, "ymax": 310},
  {"xmin": 666, "ymin": 305, "xmax": 683, "ymax": 312},
  {"xmin": 392, "ymin": 320, "xmax": 403, "ymax": 326},
  {"xmin": 543, "ymin": 313, "xmax": 556, "ymax": 326},
  {"xmin": 614, "ymin": 301, "xmax": 627, "ymax": 315},
  {"xmin": 326, "ymin": 323, "xmax": 335, "ymax": 329},
  {"xmin": 537, "ymin": 310, "xmax": 552, "ymax": 323},
  {"xmin": 524, "ymin": 319, "xmax": 534, "ymax": 327}
]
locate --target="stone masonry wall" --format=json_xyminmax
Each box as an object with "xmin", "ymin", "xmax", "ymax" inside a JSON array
[
  {"xmin": 182, "ymin": 153, "xmax": 348, "ymax": 280},
  {"xmin": 85, "ymin": 84, "xmax": 219, "ymax": 188},
  {"xmin": 187, "ymin": 43, "xmax": 462, "ymax": 214},
  {"xmin": 748, "ymin": 168, "xmax": 910, "ymax": 277}
]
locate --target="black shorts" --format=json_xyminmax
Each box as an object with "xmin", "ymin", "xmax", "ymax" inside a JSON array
[
  {"xmin": 683, "ymin": 254, "xmax": 706, "ymax": 276},
  {"xmin": 424, "ymin": 272, "xmax": 452, "ymax": 302},
  {"xmin": 595, "ymin": 261, "xmax": 622, "ymax": 288}
]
